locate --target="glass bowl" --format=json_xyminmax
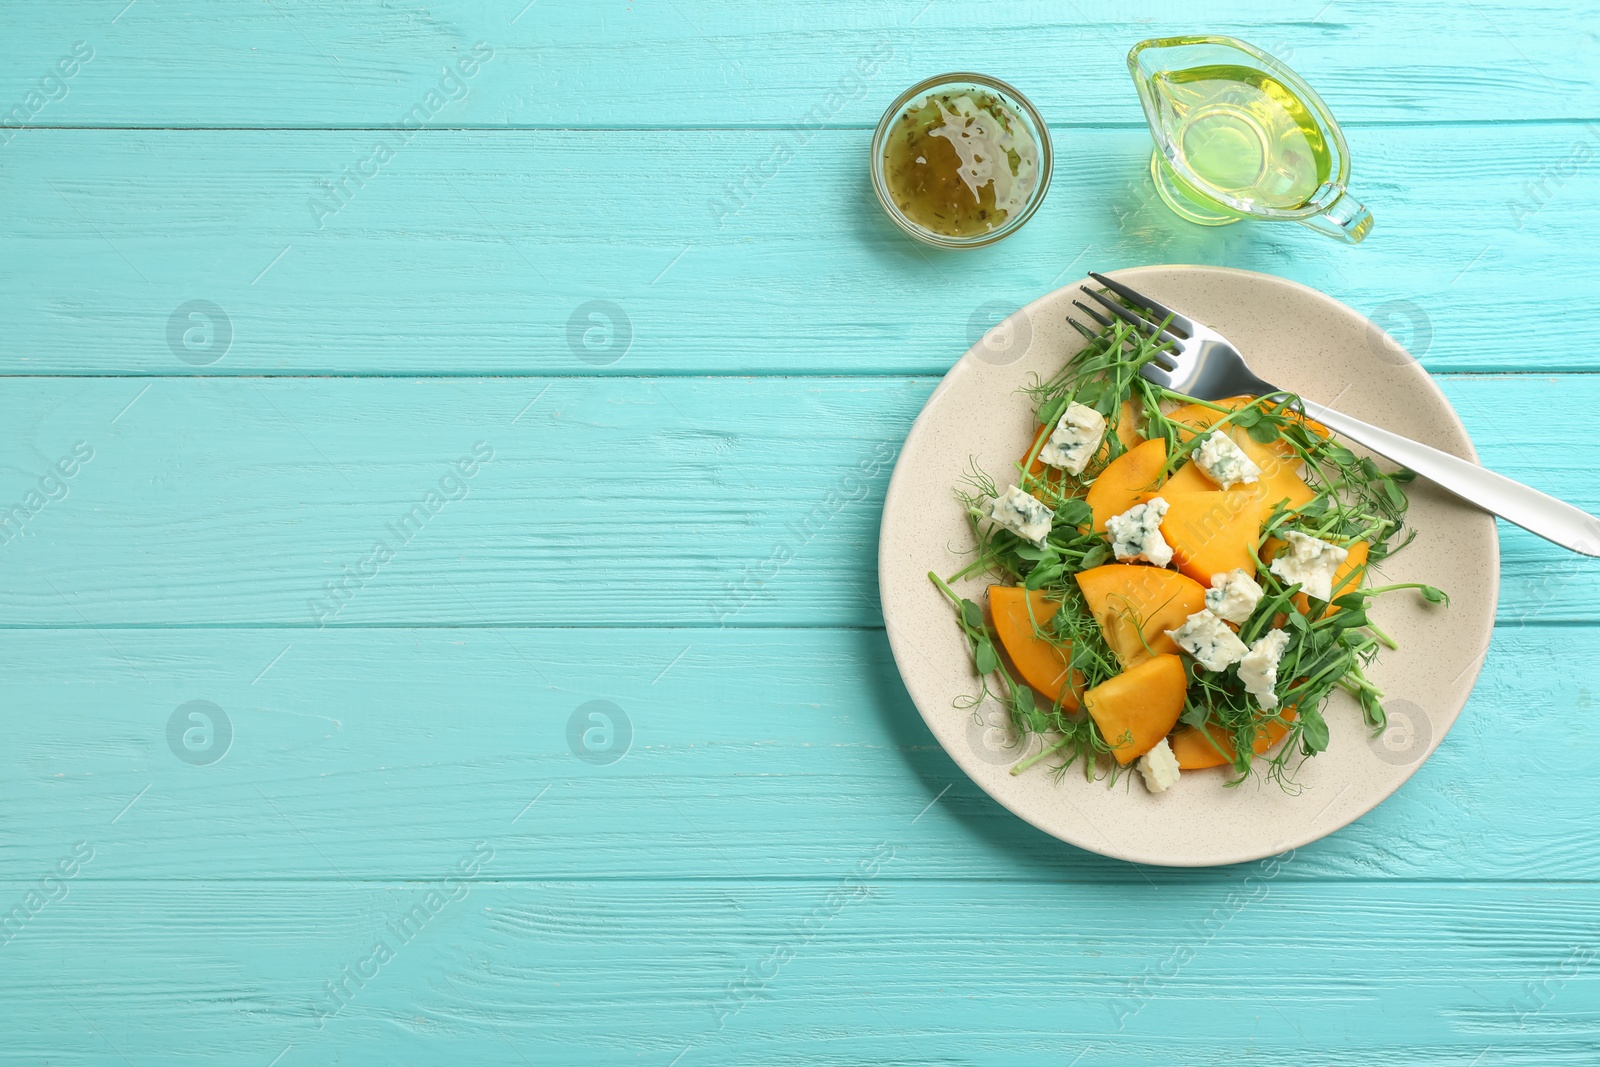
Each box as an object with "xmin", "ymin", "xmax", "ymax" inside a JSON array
[{"xmin": 870, "ymin": 72, "xmax": 1053, "ymax": 249}]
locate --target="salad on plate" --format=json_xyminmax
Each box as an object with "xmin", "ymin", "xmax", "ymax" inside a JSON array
[{"xmin": 931, "ymin": 308, "xmax": 1449, "ymax": 794}]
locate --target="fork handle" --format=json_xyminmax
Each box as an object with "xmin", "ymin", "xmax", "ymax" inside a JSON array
[{"xmin": 1291, "ymin": 397, "xmax": 1600, "ymax": 557}]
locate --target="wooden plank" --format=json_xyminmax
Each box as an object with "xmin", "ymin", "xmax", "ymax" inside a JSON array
[
  {"xmin": 1, "ymin": 126, "xmax": 1598, "ymax": 375},
  {"xmin": 0, "ymin": 374, "xmax": 1595, "ymax": 627},
  {"xmin": 3, "ymin": 5, "xmax": 1595, "ymax": 1064},
  {"xmin": 0, "ymin": 624, "xmax": 1594, "ymax": 883},
  {"xmin": 1, "ymin": 878, "xmax": 1596, "ymax": 1064},
  {"xmin": 1, "ymin": 1, "xmax": 1597, "ymax": 128}
]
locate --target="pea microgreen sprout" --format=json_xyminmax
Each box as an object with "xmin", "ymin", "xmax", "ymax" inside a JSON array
[{"xmin": 931, "ymin": 300, "xmax": 1448, "ymax": 789}]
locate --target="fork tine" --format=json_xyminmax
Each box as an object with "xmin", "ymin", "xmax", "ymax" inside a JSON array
[
  {"xmin": 1073, "ymin": 302, "xmax": 1156, "ymax": 357},
  {"xmin": 1136, "ymin": 361, "xmax": 1177, "ymax": 388},
  {"xmin": 1073, "ymin": 300, "xmax": 1174, "ymax": 362},
  {"xmin": 1088, "ymin": 271, "xmax": 1194, "ymax": 335},
  {"xmin": 1066, "ymin": 315, "xmax": 1099, "ymax": 342},
  {"xmin": 1072, "ymin": 299, "xmax": 1114, "ymax": 330},
  {"xmin": 1079, "ymin": 287, "xmax": 1181, "ymax": 346}
]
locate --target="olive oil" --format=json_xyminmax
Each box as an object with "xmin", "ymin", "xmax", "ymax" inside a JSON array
[
  {"xmin": 1128, "ymin": 36, "xmax": 1372, "ymax": 240},
  {"xmin": 1148, "ymin": 64, "xmax": 1330, "ymax": 211},
  {"xmin": 881, "ymin": 91, "xmax": 1041, "ymax": 238}
]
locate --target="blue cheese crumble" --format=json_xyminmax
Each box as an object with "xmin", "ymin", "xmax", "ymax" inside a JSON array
[
  {"xmin": 1194, "ymin": 431, "xmax": 1261, "ymax": 490},
  {"xmin": 1165, "ymin": 608, "xmax": 1249, "ymax": 671},
  {"xmin": 1136, "ymin": 737, "xmax": 1181, "ymax": 793},
  {"xmin": 1038, "ymin": 402, "xmax": 1107, "ymax": 476},
  {"xmin": 1106, "ymin": 497, "xmax": 1172, "ymax": 567},
  {"xmin": 1237, "ymin": 629, "xmax": 1291, "ymax": 710},
  {"xmin": 1205, "ymin": 568, "xmax": 1264, "ymax": 624},
  {"xmin": 989, "ymin": 484, "xmax": 1053, "ymax": 547},
  {"xmin": 1268, "ymin": 530, "xmax": 1349, "ymax": 602}
]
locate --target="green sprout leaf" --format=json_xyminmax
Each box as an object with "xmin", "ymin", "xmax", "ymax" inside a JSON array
[
  {"xmin": 1024, "ymin": 564, "xmax": 1064, "ymax": 590},
  {"xmin": 975, "ymin": 638, "xmax": 1000, "ymax": 676},
  {"xmin": 1299, "ymin": 707, "xmax": 1330, "ymax": 754},
  {"xmin": 1055, "ymin": 499, "xmax": 1093, "ymax": 527},
  {"xmin": 1247, "ymin": 420, "xmax": 1281, "ymax": 444}
]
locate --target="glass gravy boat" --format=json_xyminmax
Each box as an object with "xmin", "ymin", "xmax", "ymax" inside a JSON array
[{"xmin": 1128, "ymin": 35, "xmax": 1372, "ymax": 243}]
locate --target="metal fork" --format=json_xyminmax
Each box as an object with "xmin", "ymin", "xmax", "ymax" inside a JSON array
[{"xmin": 1073, "ymin": 271, "xmax": 1600, "ymax": 557}]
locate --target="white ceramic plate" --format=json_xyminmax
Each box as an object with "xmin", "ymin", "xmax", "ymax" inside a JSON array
[{"xmin": 878, "ymin": 265, "xmax": 1498, "ymax": 867}]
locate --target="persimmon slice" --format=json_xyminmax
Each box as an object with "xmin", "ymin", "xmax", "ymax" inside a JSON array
[
  {"xmin": 1075, "ymin": 563, "xmax": 1206, "ymax": 668},
  {"xmin": 1082, "ymin": 654, "xmax": 1188, "ymax": 764},
  {"xmin": 989, "ymin": 586, "xmax": 1081, "ymax": 709}
]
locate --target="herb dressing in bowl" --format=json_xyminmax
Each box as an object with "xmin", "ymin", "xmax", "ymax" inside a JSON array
[{"xmin": 871, "ymin": 74, "xmax": 1052, "ymax": 248}]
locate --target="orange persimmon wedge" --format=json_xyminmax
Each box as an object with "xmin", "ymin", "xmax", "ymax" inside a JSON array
[
  {"xmin": 1161, "ymin": 450, "xmax": 1316, "ymax": 512},
  {"xmin": 1169, "ymin": 707, "xmax": 1298, "ymax": 770},
  {"xmin": 989, "ymin": 586, "xmax": 1082, "ymax": 709},
  {"xmin": 1082, "ymin": 653, "xmax": 1188, "ymax": 764},
  {"xmin": 1156, "ymin": 459, "xmax": 1220, "ymax": 498},
  {"xmin": 1087, "ymin": 437, "xmax": 1167, "ymax": 532},
  {"xmin": 1151, "ymin": 489, "xmax": 1270, "ymax": 584},
  {"xmin": 1074, "ymin": 563, "xmax": 1207, "ymax": 669},
  {"xmin": 1259, "ymin": 462, "xmax": 1318, "ymax": 512}
]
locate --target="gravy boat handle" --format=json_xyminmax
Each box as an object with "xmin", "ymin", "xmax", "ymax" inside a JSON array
[{"xmin": 1296, "ymin": 190, "xmax": 1374, "ymax": 243}]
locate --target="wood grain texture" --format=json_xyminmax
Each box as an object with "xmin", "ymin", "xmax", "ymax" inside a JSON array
[
  {"xmin": 7, "ymin": 0, "xmax": 1600, "ymax": 1061},
  {"xmin": 2, "ymin": 879, "xmax": 1597, "ymax": 1065},
  {"xmin": 0, "ymin": 374, "xmax": 1595, "ymax": 626},
  {"xmin": 0, "ymin": 625, "xmax": 1595, "ymax": 883},
  {"xmin": 2, "ymin": 126, "xmax": 1598, "ymax": 375},
  {"xmin": 1, "ymin": 0, "xmax": 1597, "ymax": 127}
]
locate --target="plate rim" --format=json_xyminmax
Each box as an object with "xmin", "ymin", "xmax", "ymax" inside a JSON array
[{"xmin": 878, "ymin": 263, "xmax": 1500, "ymax": 867}]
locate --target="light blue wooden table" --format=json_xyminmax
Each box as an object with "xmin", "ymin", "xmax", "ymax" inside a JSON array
[{"xmin": 3, "ymin": 2, "xmax": 1599, "ymax": 1063}]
